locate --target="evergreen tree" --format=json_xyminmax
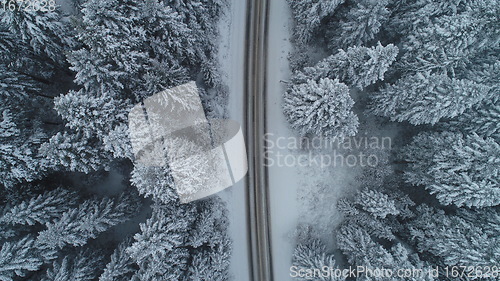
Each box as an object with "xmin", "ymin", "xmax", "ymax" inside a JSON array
[
  {"xmin": 127, "ymin": 202, "xmax": 196, "ymax": 281},
  {"xmin": 0, "ymin": 236, "xmax": 56, "ymax": 281},
  {"xmin": 54, "ymin": 90, "xmax": 128, "ymax": 138},
  {"xmin": 0, "ymin": 109, "xmax": 43, "ymax": 188},
  {"xmin": 444, "ymin": 99, "xmax": 500, "ymax": 141},
  {"xmin": 399, "ymin": 0, "xmax": 499, "ymax": 75},
  {"xmin": 337, "ymin": 224, "xmax": 433, "ymax": 281},
  {"xmin": 287, "ymin": 0, "xmax": 344, "ymax": 44},
  {"xmin": 402, "ymin": 132, "xmax": 500, "ymax": 207},
  {"xmin": 36, "ymin": 193, "xmax": 140, "ymax": 249},
  {"xmin": 283, "ymin": 78, "xmax": 358, "ymax": 139},
  {"xmin": 0, "ymin": 6, "xmax": 71, "ymax": 65},
  {"xmin": 407, "ymin": 205, "xmax": 500, "ymax": 267},
  {"xmin": 0, "ymin": 188, "xmax": 79, "ymax": 226},
  {"xmin": 0, "ymin": 65, "xmax": 39, "ymax": 101},
  {"xmin": 292, "ymin": 225, "xmax": 344, "ymax": 281},
  {"xmin": 42, "ymin": 249, "xmax": 104, "ymax": 281},
  {"xmin": 130, "ymin": 165, "xmax": 178, "ymax": 204},
  {"xmin": 186, "ymin": 238, "xmax": 231, "ymax": 281},
  {"xmin": 40, "ymin": 131, "xmax": 112, "ymax": 173},
  {"xmin": 99, "ymin": 239, "xmax": 136, "ymax": 281},
  {"xmin": 293, "ymin": 43, "xmax": 398, "ymax": 90},
  {"xmin": 369, "ymin": 72, "xmax": 491, "ymax": 125},
  {"xmin": 354, "ymin": 188, "xmax": 399, "ymax": 219},
  {"xmin": 329, "ymin": 0, "xmax": 389, "ymax": 50}
]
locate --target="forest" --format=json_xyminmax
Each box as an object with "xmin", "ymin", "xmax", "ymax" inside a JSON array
[
  {"xmin": 0, "ymin": 0, "xmax": 232, "ymax": 280},
  {"xmin": 286, "ymin": 0, "xmax": 499, "ymax": 280}
]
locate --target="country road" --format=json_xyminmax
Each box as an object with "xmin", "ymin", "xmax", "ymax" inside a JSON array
[{"xmin": 219, "ymin": 0, "xmax": 295, "ymax": 280}]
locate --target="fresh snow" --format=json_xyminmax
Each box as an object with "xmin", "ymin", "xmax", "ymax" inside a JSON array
[
  {"xmin": 266, "ymin": 1, "xmax": 302, "ymax": 280},
  {"xmin": 217, "ymin": 1, "xmax": 251, "ymax": 281}
]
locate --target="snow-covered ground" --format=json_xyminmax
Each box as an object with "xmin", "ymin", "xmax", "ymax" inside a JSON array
[
  {"xmin": 217, "ymin": 1, "xmax": 251, "ymax": 281},
  {"xmin": 265, "ymin": 1, "xmax": 301, "ymax": 280}
]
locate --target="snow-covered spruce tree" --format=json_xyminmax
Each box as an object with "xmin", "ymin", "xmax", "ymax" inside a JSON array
[
  {"xmin": 0, "ymin": 235, "xmax": 56, "ymax": 281},
  {"xmin": 0, "ymin": 109, "xmax": 43, "ymax": 188},
  {"xmin": 407, "ymin": 205, "xmax": 500, "ymax": 268},
  {"xmin": 401, "ymin": 131, "xmax": 500, "ymax": 208},
  {"xmin": 99, "ymin": 238, "xmax": 137, "ymax": 281},
  {"xmin": 443, "ymin": 99, "xmax": 500, "ymax": 141},
  {"xmin": 185, "ymin": 198, "xmax": 232, "ymax": 281},
  {"xmin": 127, "ymin": 197, "xmax": 231, "ymax": 281},
  {"xmin": 354, "ymin": 188, "xmax": 399, "ymax": 219},
  {"xmin": 165, "ymin": 0, "xmax": 228, "ymax": 68},
  {"xmin": 185, "ymin": 238, "xmax": 231, "ymax": 281},
  {"xmin": 292, "ymin": 225, "xmax": 345, "ymax": 281},
  {"xmin": 337, "ymin": 190, "xmax": 400, "ymax": 241},
  {"xmin": 130, "ymin": 164, "xmax": 178, "ymax": 204},
  {"xmin": 398, "ymin": 0, "xmax": 499, "ymax": 75},
  {"xmin": 140, "ymin": 0, "xmax": 196, "ymax": 68},
  {"xmin": 0, "ymin": 64, "xmax": 40, "ymax": 101},
  {"xmin": 40, "ymin": 131, "xmax": 113, "ymax": 173},
  {"xmin": 293, "ymin": 43, "xmax": 398, "ymax": 90},
  {"xmin": 283, "ymin": 78, "xmax": 358, "ymax": 139},
  {"xmin": 328, "ymin": 0, "xmax": 389, "ymax": 50},
  {"xmin": 369, "ymin": 72, "xmax": 492, "ymax": 125},
  {"xmin": 36, "ymin": 193, "xmax": 140, "ymax": 249},
  {"xmin": 287, "ymin": 0, "xmax": 344, "ymax": 44},
  {"xmin": 127, "ymin": 202, "xmax": 196, "ymax": 281},
  {"xmin": 337, "ymin": 224, "xmax": 433, "ymax": 281},
  {"xmin": 41, "ymin": 249, "xmax": 104, "ymax": 281},
  {"xmin": 0, "ymin": 188, "xmax": 78, "ymax": 226},
  {"xmin": 0, "ymin": 6, "xmax": 71, "ymax": 65},
  {"xmin": 457, "ymin": 208, "xmax": 500, "ymax": 237},
  {"xmin": 54, "ymin": 90, "xmax": 129, "ymax": 138}
]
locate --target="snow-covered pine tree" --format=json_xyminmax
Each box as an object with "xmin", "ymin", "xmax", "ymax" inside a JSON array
[
  {"xmin": 293, "ymin": 43, "xmax": 398, "ymax": 90},
  {"xmin": 40, "ymin": 131, "xmax": 112, "ymax": 173},
  {"xmin": 42, "ymin": 249, "xmax": 104, "ymax": 281},
  {"xmin": 53, "ymin": 90, "xmax": 128, "ymax": 138},
  {"xmin": 287, "ymin": 0, "xmax": 344, "ymax": 44},
  {"xmin": 399, "ymin": 0, "xmax": 499, "ymax": 75},
  {"xmin": 130, "ymin": 165, "xmax": 178, "ymax": 204},
  {"xmin": 337, "ymin": 196, "xmax": 396, "ymax": 241},
  {"xmin": 444, "ymin": 99, "xmax": 500, "ymax": 141},
  {"xmin": 0, "ymin": 109, "xmax": 43, "ymax": 188},
  {"xmin": 283, "ymin": 78, "xmax": 358, "ymax": 139},
  {"xmin": 337, "ymin": 224, "xmax": 434, "ymax": 281},
  {"xmin": 407, "ymin": 205, "xmax": 499, "ymax": 267},
  {"xmin": 369, "ymin": 72, "xmax": 491, "ymax": 125},
  {"xmin": 185, "ymin": 197, "xmax": 232, "ymax": 281},
  {"xmin": 329, "ymin": 0, "xmax": 389, "ymax": 50},
  {"xmin": 0, "ymin": 188, "xmax": 78, "ymax": 226},
  {"xmin": 127, "ymin": 202, "xmax": 196, "ymax": 281},
  {"xmin": 0, "ymin": 236, "xmax": 56, "ymax": 281},
  {"xmin": 187, "ymin": 197, "xmax": 230, "ymax": 248},
  {"xmin": 354, "ymin": 188, "xmax": 399, "ymax": 219},
  {"xmin": 99, "ymin": 238, "xmax": 137, "ymax": 281},
  {"xmin": 140, "ymin": 0, "xmax": 195, "ymax": 68},
  {"xmin": 0, "ymin": 6, "xmax": 71, "ymax": 65},
  {"xmin": 185, "ymin": 239, "xmax": 231, "ymax": 281},
  {"xmin": 292, "ymin": 225, "xmax": 345, "ymax": 281},
  {"xmin": 0, "ymin": 64, "xmax": 39, "ymax": 101},
  {"xmin": 36, "ymin": 193, "xmax": 140, "ymax": 249},
  {"xmin": 402, "ymin": 131, "xmax": 500, "ymax": 207}
]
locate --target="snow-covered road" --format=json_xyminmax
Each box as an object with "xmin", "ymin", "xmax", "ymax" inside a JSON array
[
  {"xmin": 265, "ymin": 1, "xmax": 301, "ymax": 280},
  {"xmin": 217, "ymin": 1, "xmax": 251, "ymax": 281}
]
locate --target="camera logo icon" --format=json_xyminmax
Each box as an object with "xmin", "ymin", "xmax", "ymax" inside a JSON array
[{"xmin": 128, "ymin": 82, "xmax": 248, "ymax": 203}]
